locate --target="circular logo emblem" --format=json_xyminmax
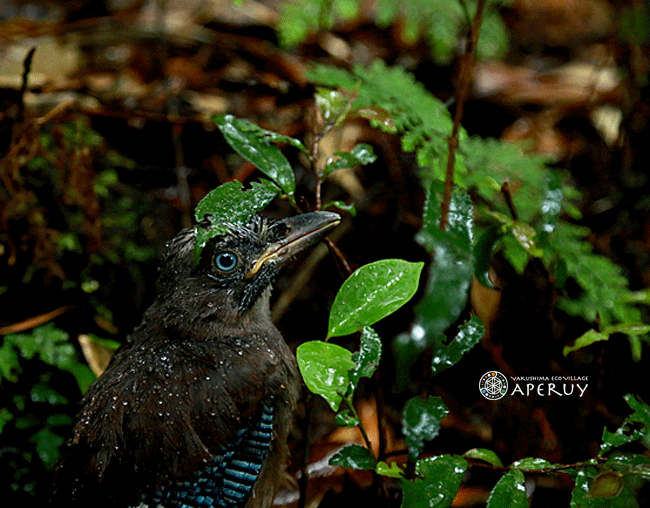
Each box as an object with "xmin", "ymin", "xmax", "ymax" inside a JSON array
[{"xmin": 479, "ymin": 371, "xmax": 508, "ymax": 400}]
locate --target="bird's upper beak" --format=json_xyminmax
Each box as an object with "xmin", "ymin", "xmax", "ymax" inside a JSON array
[{"xmin": 247, "ymin": 211, "xmax": 341, "ymax": 277}]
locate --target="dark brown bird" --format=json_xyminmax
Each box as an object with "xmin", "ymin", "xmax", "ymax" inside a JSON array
[{"xmin": 50, "ymin": 211, "xmax": 341, "ymax": 508}]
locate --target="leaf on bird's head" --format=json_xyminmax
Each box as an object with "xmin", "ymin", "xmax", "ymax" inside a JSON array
[{"xmin": 193, "ymin": 179, "xmax": 279, "ymax": 263}]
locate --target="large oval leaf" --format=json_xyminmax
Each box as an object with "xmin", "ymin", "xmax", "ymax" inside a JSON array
[
  {"xmin": 296, "ymin": 341, "xmax": 355, "ymax": 411},
  {"xmin": 327, "ymin": 259, "xmax": 424, "ymax": 338}
]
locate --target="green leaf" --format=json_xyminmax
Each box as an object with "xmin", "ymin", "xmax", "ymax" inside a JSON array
[
  {"xmin": 334, "ymin": 409, "xmax": 360, "ymax": 427},
  {"xmin": 402, "ymin": 396, "xmax": 449, "ymax": 460},
  {"xmin": 329, "ymin": 444, "xmax": 377, "ymax": 470},
  {"xmin": 510, "ymin": 221, "xmax": 543, "ymax": 258},
  {"xmin": 0, "ymin": 342, "xmax": 20, "ymax": 382},
  {"xmin": 348, "ymin": 326, "xmax": 382, "ymax": 390},
  {"xmin": 193, "ymin": 180, "xmax": 279, "ymax": 261},
  {"xmin": 347, "ymin": 106, "xmax": 397, "ymax": 132},
  {"xmin": 376, "ymin": 461, "xmax": 404, "ymax": 478},
  {"xmin": 570, "ymin": 467, "xmax": 639, "ymax": 508},
  {"xmin": 540, "ymin": 171, "xmax": 563, "ymax": 234},
  {"xmin": 474, "ymin": 225, "xmax": 503, "ymax": 289},
  {"xmin": 600, "ymin": 394, "xmax": 650, "ymax": 455},
  {"xmin": 601, "ymin": 426, "xmax": 642, "ymax": 456},
  {"xmin": 431, "ymin": 315, "xmax": 484, "ymax": 375},
  {"xmin": 511, "ymin": 457, "xmax": 559, "ymax": 471},
  {"xmin": 625, "ymin": 463, "xmax": 650, "ymax": 481},
  {"xmin": 563, "ymin": 329, "xmax": 610, "ymax": 357},
  {"xmin": 3, "ymin": 324, "xmax": 95, "ymax": 392},
  {"xmin": 549, "ymin": 222, "xmax": 640, "ymax": 328},
  {"xmin": 603, "ymin": 322, "xmax": 650, "ymax": 336},
  {"xmin": 587, "ymin": 471, "xmax": 624, "ymax": 498},
  {"xmin": 0, "ymin": 407, "xmax": 13, "ymax": 434},
  {"xmin": 296, "ymin": 341, "xmax": 355, "ymax": 411},
  {"xmin": 606, "ymin": 453, "xmax": 650, "ymax": 468},
  {"xmin": 487, "ymin": 469, "xmax": 528, "ymax": 508},
  {"xmin": 324, "ymin": 143, "xmax": 377, "ymax": 176},
  {"xmin": 623, "ymin": 393, "xmax": 650, "ymax": 427},
  {"xmin": 401, "ymin": 455, "xmax": 467, "ymax": 508},
  {"xmin": 463, "ymin": 448, "xmax": 503, "ymax": 467},
  {"xmin": 213, "ymin": 114, "xmax": 298, "ymax": 199},
  {"xmin": 605, "ymin": 454, "xmax": 650, "ymax": 481},
  {"xmin": 315, "ymin": 87, "xmax": 354, "ymax": 127},
  {"xmin": 30, "ymin": 382, "xmax": 68, "ymax": 406},
  {"xmin": 392, "ymin": 328, "xmax": 428, "ymax": 393},
  {"xmin": 414, "ymin": 186, "xmax": 475, "ymax": 343},
  {"xmin": 327, "ymin": 259, "xmax": 424, "ymax": 338},
  {"xmin": 322, "ymin": 200, "xmax": 357, "ymax": 216},
  {"xmin": 30, "ymin": 427, "xmax": 65, "ymax": 469}
]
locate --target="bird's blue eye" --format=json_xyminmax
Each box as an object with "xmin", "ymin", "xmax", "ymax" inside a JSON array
[{"xmin": 214, "ymin": 251, "xmax": 238, "ymax": 272}]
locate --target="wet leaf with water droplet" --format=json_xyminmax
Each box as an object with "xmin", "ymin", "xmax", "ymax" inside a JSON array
[
  {"xmin": 431, "ymin": 315, "xmax": 484, "ymax": 376},
  {"xmin": 329, "ymin": 444, "xmax": 376, "ymax": 470},
  {"xmin": 486, "ymin": 469, "xmax": 528, "ymax": 508},
  {"xmin": 413, "ymin": 184, "xmax": 474, "ymax": 345},
  {"xmin": 347, "ymin": 106, "xmax": 397, "ymax": 132},
  {"xmin": 540, "ymin": 171, "xmax": 563, "ymax": 234},
  {"xmin": 376, "ymin": 461, "xmax": 404, "ymax": 478},
  {"xmin": 402, "ymin": 396, "xmax": 448, "ymax": 460},
  {"xmin": 400, "ymin": 455, "xmax": 467, "ymax": 508},
  {"xmin": 327, "ymin": 259, "xmax": 424, "ymax": 338},
  {"xmin": 296, "ymin": 341, "xmax": 355, "ymax": 411},
  {"xmin": 323, "ymin": 143, "xmax": 377, "ymax": 176},
  {"xmin": 463, "ymin": 448, "xmax": 503, "ymax": 468},
  {"xmin": 570, "ymin": 466, "xmax": 640, "ymax": 507},
  {"xmin": 213, "ymin": 114, "xmax": 298, "ymax": 201},
  {"xmin": 315, "ymin": 88, "xmax": 351, "ymax": 126},
  {"xmin": 348, "ymin": 326, "xmax": 382, "ymax": 391},
  {"xmin": 193, "ymin": 179, "xmax": 278, "ymax": 262}
]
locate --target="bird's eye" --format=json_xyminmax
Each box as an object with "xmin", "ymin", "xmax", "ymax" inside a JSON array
[{"xmin": 213, "ymin": 251, "xmax": 239, "ymax": 273}]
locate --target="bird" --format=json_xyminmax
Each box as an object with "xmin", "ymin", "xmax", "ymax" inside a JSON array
[{"xmin": 50, "ymin": 210, "xmax": 341, "ymax": 508}]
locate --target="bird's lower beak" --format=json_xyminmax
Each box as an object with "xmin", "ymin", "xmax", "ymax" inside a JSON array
[{"xmin": 247, "ymin": 211, "xmax": 341, "ymax": 277}]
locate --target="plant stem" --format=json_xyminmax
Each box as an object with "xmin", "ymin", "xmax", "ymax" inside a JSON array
[
  {"xmin": 440, "ymin": 0, "xmax": 487, "ymax": 230},
  {"xmin": 345, "ymin": 396, "xmax": 374, "ymax": 453}
]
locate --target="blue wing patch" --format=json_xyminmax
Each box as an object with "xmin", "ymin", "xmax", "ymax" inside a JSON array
[{"xmin": 142, "ymin": 404, "xmax": 274, "ymax": 508}]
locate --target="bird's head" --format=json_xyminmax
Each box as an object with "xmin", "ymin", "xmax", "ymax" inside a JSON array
[{"xmin": 154, "ymin": 211, "xmax": 340, "ymax": 328}]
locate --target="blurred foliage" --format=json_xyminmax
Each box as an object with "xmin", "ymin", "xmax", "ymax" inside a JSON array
[
  {"xmin": 278, "ymin": 0, "xmax": 510, "ymax": 64},
  {"xmin": 0, "ymin": 115, "xmax": 160, "ymax": 497},
  {"xmin": 0, "ymin": 324, "xmax": 90, "ymax": 472}
]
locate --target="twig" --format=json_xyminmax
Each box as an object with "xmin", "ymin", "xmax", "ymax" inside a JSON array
[
  {"xmin": 310, "ymin": 91, "xmax": 357, "ymax": 211},
  {"xmin": 440, "ymin": 0, "xmax": 488, "ymax": 230},
  {"xmin": 0, "ymin": 305, "xmax": 74, "ymax": 335},
  {"xmin": 500, "ymin": 181, "xmax": 519, "ymax": 221},
  {"xmin": 35, "ymin": 98, "xmax": 77, "ymax": 127}
]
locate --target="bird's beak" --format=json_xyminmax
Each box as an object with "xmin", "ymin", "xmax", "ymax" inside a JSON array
[{"xmin": 247, "ymin": 211, "xmax": 341, "ymax": 277}]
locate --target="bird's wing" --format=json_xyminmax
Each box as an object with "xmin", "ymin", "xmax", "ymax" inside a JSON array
[{"xmin": 138, "ymin": 403, "xmax": 274, "ymax": 508}]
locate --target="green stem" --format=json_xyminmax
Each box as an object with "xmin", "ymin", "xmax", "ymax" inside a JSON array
[{"xmin": 345, "ymin": 395, "xmax": 374, "ymax": 454}]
